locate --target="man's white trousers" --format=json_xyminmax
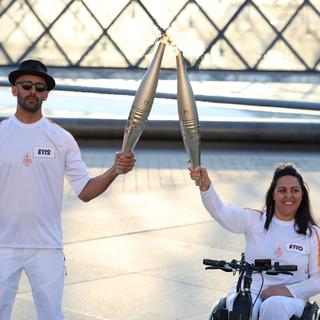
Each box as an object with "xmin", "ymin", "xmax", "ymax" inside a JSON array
[{"xmin": 0, "ymin": 248, "xmax": 65, "ymax": 320}]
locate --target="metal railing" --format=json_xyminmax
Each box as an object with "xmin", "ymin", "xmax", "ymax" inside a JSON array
[{"xmin": 1, "ymin": 79, "xmax": 320, "ymax": 110}]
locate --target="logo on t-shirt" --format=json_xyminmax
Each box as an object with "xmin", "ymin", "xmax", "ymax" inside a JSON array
[
  {"xmin": 33, "ymin": 147, "xmax": 55, "ymax": 159},
  {"xmin": 22, "ymin": 152, "xmax": 32, "ymax": 166},
  {"xmin": 274, "ymin": 245, "xmax": 283, "ymax": 257},
  {"xmin": 285, "ymin": 242, "xmax": 306, "ymax": 254}
]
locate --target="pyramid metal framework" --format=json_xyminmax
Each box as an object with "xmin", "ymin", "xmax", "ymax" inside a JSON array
[{"xmin": 0, "ymin": 0, "xmax": 319, "ymax": 72}]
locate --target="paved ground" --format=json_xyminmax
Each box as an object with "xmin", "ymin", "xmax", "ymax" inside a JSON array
[{"xmin": 10, "ymin": 139, "xmax": 320, "ymax": 320}]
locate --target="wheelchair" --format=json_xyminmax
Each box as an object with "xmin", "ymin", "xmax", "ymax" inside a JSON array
[
  {"xmin": 204, "ymin": 253, "xmax": 320, "ymax": 320},
  {"xmin": 209, "ymin": 297, "xmax": 320, "ymax": 320}
]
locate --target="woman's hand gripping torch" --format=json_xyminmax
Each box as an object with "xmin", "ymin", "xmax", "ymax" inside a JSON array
[
  {"xmin": 176, "ymin": 50, "xmax": 201, "ymax": 186},
  {"xmin": 117, "ymin": 35, "xmax": 168, "ymax": 174}
]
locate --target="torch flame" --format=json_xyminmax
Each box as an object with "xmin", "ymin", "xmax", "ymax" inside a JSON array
[{"xmin": 163, "ymin": 32, "xmax": 181, "ymax": 56}]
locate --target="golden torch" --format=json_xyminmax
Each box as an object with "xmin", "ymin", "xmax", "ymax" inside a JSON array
[
  {"xmin": 176, "ymin": 50, "xmax": 201, "ymax": 185},
  {"xmin": 118, "ymin": 37, "xmax": 167, "ymax": 173}
]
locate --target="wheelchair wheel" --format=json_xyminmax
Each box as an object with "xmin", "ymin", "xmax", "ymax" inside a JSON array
[
  {"xmin": 208, "ymin": 297, "xmax": 228, "ymax": 320},
  {"xmin": 283, "ymin": 301, "xmax": 320, "ymax": 320},
  {"xmin": 312, "ymin": 307, "xmax": 320, "ymax": 320},
  {"xmin": 299, "ymin": 301, "xmax": 319, "ymax": 320},
  {"xmin": 208, "ymin": 306, "xmax": 216, "ymax": 320}
]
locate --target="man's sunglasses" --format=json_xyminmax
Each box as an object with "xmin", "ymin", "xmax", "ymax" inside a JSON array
[{"xmin": 15, "ymin": 81, "xmax": 47, "ymax": 92}]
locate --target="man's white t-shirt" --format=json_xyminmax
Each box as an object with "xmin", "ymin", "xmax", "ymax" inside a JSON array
[{"xmin": 0, "ymin": 116, "xmax": 91, "ymax": 249}]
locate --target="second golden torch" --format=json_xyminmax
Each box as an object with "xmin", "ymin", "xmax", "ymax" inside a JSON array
[
  {"xmin": 176, "ymin": 50, "xmax": 201, "ymax": 185},
  {"xmin": 119, "ymin": 39, "xmax": 166, "ymax": 165}
]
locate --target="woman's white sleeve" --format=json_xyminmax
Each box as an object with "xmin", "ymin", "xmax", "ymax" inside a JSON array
[
  {"xmin": 287, "ymin": 226, "xmax": 320, "ymax": 299},
  {"xmin": 200, "ymin": 184, "xmax": 259, "ymax": 234}
]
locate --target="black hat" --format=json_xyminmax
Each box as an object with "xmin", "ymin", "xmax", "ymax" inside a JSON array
[{"xmin": 8, "ymin": 59, "xmax": 55, "ymax": 91}]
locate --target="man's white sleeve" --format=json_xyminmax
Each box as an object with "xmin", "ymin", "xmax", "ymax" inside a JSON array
[{"xmin": 64, "ymin": 136, "xmax": 91, "ymax": 195}]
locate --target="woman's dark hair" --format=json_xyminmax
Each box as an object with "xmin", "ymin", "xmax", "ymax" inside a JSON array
[{"xmin": 264, "ymin": 163, "xmax": 317, "ymax": 235}]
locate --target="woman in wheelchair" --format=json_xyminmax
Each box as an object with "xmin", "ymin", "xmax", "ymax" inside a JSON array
[{"xmin": 189, "ymin": 163, "xmax": 320, "ymax": 320}]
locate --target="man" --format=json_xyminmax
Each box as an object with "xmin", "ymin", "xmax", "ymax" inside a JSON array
[{"xmin": 0, "ymin": 59, "xmax": 136, "ymax": 319}]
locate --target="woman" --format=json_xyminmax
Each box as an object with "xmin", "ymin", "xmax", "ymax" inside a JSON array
[{"xmin": 189, "ymin": 163, "xmax": 320, "ymax": 320}]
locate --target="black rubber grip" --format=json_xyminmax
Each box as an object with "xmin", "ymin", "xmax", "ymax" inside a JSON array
[
  {"xmin": 276, "ymin": 265, "xmax": 297, "ymax": 272},
  {"xmin": 203, "ymin": 259, "xmax": 226, "ymax": 267}
]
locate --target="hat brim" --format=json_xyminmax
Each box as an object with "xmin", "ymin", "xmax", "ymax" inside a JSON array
[{"xmin": 9, "ymin": 70, "xmax": 55, "ymax": 91}]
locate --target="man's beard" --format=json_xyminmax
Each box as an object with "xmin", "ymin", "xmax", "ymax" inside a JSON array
[{"xmin": 18, "ymin": 94, "xmax": 42, "ymax": 114}]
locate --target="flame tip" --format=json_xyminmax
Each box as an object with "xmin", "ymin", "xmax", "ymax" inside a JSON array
[
  {"xmin": 160, "ymin": 32, "xmax": 170, "ymax": 44},
  {"xmin": 157, "ymin": 33, "xmax": 182, "ymax": 55}
]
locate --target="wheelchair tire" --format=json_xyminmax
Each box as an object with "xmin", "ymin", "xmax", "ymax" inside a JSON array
[
  {"xmin": 303, "ymin": 301, "xmax": 319, "ymax": 320},
  {"xmin": 291, "ymin": 301, "xmax": 320, "ymax": 320},
  {"xmin": 208, "ymin": 297, "xmax": 228, "ymax": 320}
]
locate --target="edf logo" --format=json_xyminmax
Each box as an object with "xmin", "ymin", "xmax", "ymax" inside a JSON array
[
  {"xmin": 289, "ymin": 244, "xmax": 303, "ymax": 251},
  {"xmin": 38, "ymin": 149, "xmax": 51, "ymax": 156},
  {"xmin": 33, "ymin": 147, "xmax": 54, "ymax": 159}
]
